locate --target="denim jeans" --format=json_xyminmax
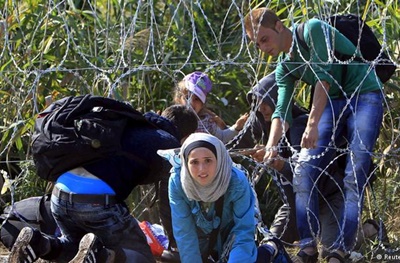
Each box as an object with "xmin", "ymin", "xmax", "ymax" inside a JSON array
[
  {"xmin": 50, "ymin": 196, "xmax": 155, "ymax": 263},
  {"xmin": 293, "ymin": 91, "xmax": 383, "ymax": 252}
]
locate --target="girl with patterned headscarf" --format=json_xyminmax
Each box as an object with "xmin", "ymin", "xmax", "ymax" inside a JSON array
[
  {"xmin": 168, "ymin": 132, "xmax": 257, "ymax": 263},
  {"xmin": 173, "ymin": 71, "xmax": 249, "ymax": 144}
]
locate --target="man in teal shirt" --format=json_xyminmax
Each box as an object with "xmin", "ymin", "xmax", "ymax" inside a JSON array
[{"xmin": 245, "ymin": 8, "xmax": 383, "ymax": 263}]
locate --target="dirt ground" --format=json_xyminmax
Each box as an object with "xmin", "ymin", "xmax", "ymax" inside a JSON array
[
  {"xmin": 0, "ymin": 243, "xmax": 166, "ymax": 263},
  {"xmin": 0, "ymin": 242, "xmax": 8, "ymax": 254},
  {"xmin": 0, "ymin": 243, "xmax": 9, "ymax": 262},
  {"xmin": 0, "ymin": 243, "xmax": 52, "ymax": 263},
  {"xmin": 0, "ymin": 243, "xmax": 300, "ymax": 263},
  {"xmin": 0, "ymin": 242, "xmax": 299, "ymax": 263}
]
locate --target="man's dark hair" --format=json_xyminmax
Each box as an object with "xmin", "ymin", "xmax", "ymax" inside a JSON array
[{"xmin": 161, "ymin": 105, "xmax": 198, "ymax": 140}]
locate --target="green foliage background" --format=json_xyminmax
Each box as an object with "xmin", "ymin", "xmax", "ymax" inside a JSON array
[{"xmin": 0, "ymin": 0, "xmax": 399, "ymax": 248}]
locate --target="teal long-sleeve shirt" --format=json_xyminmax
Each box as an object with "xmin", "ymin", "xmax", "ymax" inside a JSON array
[
  {"xmin": 273, "ymin": 18, "xmax": 382, "ymax": 125},
  {"xmin": 169, "ymin": 166, "xmax": 257, "ymax": 263}
]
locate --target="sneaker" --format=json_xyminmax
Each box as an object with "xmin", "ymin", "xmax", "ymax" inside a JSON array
[
  {"xmin": 364, "ymin": 219, "xmax": 390, "ymax": 244},
  {"xmin": 69, "ymin": 233, "xmax": 112, "ymax": 263},
  {"xmin": 258, "ymin": 236, "xmax": 293, "ymax": 263},
  {"xmin": 269, "ymin": 237, "xmax": 293, "ymax": 263},
  {"xmin": 8, "ymin": 227, "xmax": 42, "ymax": 263},
  {"xmin": 256, "ymin": 244, "xmax": 274, "ymax": 262}
]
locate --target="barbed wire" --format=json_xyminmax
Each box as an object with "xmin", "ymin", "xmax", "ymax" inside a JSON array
[{"xmin": 0, "ymin": 0, "xmax": 399, "ymax": 258}]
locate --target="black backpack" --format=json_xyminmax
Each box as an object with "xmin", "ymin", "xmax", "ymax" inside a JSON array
[
  {"xmin": 295, "ymin": 14, "xmax": 396, "ymax": 84},
  {"xmin": 31, "ymin": 94, "xmax": 151, "ymax": 181}
]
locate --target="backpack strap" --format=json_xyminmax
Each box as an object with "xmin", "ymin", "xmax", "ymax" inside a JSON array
[
  {"xmin": 297, "ymin": 20, "xmax": 355, "ymax": 90},
  {"xmin": 207, "ymin": 195, "xmax": 224, "ymax": 261},
  {"xmin": 281, "ymin": 23, "xmax": 308, "ymax": 81},
  {"xmin": 295, "ymin": 23, "xmax": 318, "ymax": 110},
  {"xmin": 294, "ymin": 21, "xmax": 350, "ymax": 106},
  {"xmin": 295, "ymin": 22, "xmax": 308, "ymax": 51}
]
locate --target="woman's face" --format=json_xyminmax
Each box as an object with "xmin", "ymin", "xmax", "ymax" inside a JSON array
[
  {"xmin": 187, "ymin": 147, "xmax": 217, "ymax": 186},
  {"xmin": 179, "ymin": 94, "xmax": 203, "ymax": 113}
]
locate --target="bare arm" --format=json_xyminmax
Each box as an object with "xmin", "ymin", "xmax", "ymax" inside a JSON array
[
  {"xmin": 301, "ymin": 80, "xmax": 330, "ymax": 149},
  {"xmin": 262, "ymin": 118, "xmax": 289, "ymax": 169}
]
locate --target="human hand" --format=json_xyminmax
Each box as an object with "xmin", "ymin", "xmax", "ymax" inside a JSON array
[
  {"xmin": 253, "ymin": 145, "xmax": 284, "ymax": 171},
  {"xmin": 269, "ymin": 159, "xmax": 285, "ymax": 171},
  {"xmin": 233, "ymin": 112, "xmax": 249, "ymax": 131},
  {"xmin": 263, "ymin": 146, "xmax": 278, "ymax": 165},
  {"xmin": 301, "ymin": 126, "xmax": 318, "ymax": 149},
  {"xmin": 251, "ymin": 144, "xmax": 266, "ymax": 162},
  {"xmin": 265, "ymin": 153, "xmax": 284, "ymax": 170}
]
